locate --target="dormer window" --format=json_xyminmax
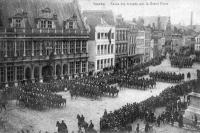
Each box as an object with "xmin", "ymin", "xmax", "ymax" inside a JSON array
[
  {"xmin": 41, "ymin": 20, "xmax": 46, "ymax": 28},
  {"xmin": 9, "ymin": 10, "xmax": 28, "ymax": 28},
  {"xmin": 36, "ymin": 7, "xmax": 57, "ymax": 29},
  {"xmin": 69, "ymin": 22, "xmax": 74, "ymax": 29},
  {"xmin": 16, "ymin": 19, "xmax": 21, "ymax": 28},
  {"xmin": 48, "ymin": 21, "xmax": 52, "ymax": 28},
  {"xmin": 64, "ymin": 14, "xmax": 78, "ymax": 30}
]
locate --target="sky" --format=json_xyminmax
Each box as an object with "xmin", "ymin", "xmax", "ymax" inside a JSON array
[{"xmin": 78, "ymin": 0, "xmax": 200, "ymax": 26}]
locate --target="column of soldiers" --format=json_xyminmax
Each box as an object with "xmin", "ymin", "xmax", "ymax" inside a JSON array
[
  {"xmin": 100, "ymin": 80, "xmax": 196, "ymax": 132},
  {"xmin": 149, "ymin": 71, "xmax": 184, "ymax": 83},
  {"xmin": 170, "ymin": 56, "xmax": 193, "ymax": 68},
  {"xmin": 67, "ymin": 77, "xmax": 119, "ymax": 99},
  {"xmin": 15, "ymin": 83, "xmax": 66, "ymax": 110}
]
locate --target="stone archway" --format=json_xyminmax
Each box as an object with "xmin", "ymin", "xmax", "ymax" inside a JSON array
[
  {"xmin": 63, "ymin": 64, "xmax": 68, "ymax": 76},
  {"xmin": 56, "ymin": 64, "xmax": 61, "ymax": 79},
  {"xmin": 42, "ymin": 65, "xmax": 53, "ymax": 82},
  {"xmin": 34, "ymin": 67, "xmax": 39, "ymax": 82},
  {"xmin": 25, "ymin": 67, "xmax": 31, "ymax": 83}
]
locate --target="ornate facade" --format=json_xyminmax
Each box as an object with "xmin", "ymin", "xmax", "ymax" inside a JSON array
[{"xmin": 0, "ymin": 0, "xmax": 89, "ymax": 87}]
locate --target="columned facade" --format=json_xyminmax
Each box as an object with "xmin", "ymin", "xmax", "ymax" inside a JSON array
[{"xmin": 0, "ymin": 34, "xmax": 89, "ymax": 87}]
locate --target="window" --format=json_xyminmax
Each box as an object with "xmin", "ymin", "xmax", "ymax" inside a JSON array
[
  {"xmin": 34, "ymin": 41, "xmax": 40, "ymax": 56},
  {"xmin": 104, "ymin": 59, "xmax": 107, "ymax": 67},
  {"xmin": 16, "ymin": 19, "xmax": 21, "ymax": 28},
  {"xmin": 124, "ymin": 44, "xmax": 127, "ymax": 52},
  {"xmin": 97, "ymin": 45, "xmax": 100, "ymax": 55},
  {"xmin": 107, "ymin": 59, "xmax": 110, "ymax": 66},
  {"xmin": 48, "ymin": 21, "xmax": 52, "ymax": 28},
  {"xmin": 101, "ymin": 45, "xmax": 103, "ymax": 54},
  {"xmin": 82, "ymin": 41, "xmax": 87, "ymax": 53},
  {"xmin": 101, "ymin": 33, "xmax": 104, "ymax": 39},
  {"xmin": 7, "ymin": 41, "xmax": 14, "ymax": 57},
  {"xmin": 82, "ymin": 61, "xmax": 86, "ymax": 72},
  {"xmin": 122, "ymin": 31, "xmax": 125, "ymax": 40},
  {"xmin": 111, "ymin": 58, "xmax": 113, "ymax": 66},
  {"xmin": 41, "ymin": 20, "xmax": 46, "ymax": 28},
  {"xmin": 122, "ymin": 44, "xmax": 124, "ymax": 53},
  {"xmin": 101, "ymin": 60, "xmax": 103, "ymax": 69},
  {"xmin": 56, "ymin": 41, "xmax": 62, "ymax": 55},
  {"xmin": 16, "ymin": 41, "xmax": 24, "ymax": 57},
  {"xmin": 0, "ymin": 67, "xmax": 5, "ymax": 83},
  {"xmin": 119, "ymin": 44, "xmax": 121, "ymax": 53},
  {"xmin": 116, "ymin": 44, "xmax": 118, "ymax": 54},
  {"xmin": 104, "ymin": 45, "xmax": 107, "ymax": 54},
  {"xmin": 25, "ymin": 41, "xmax": 32, "ymax": 57},
  {"xmin": 0, "ymin": 41, "xmax": 5, "ymax": 58},
  {"xmin": 69, "ymin": 22, "xmax": 73, "ymax": 29},
  {"xmin": 105, "ymin": 33, "xmax": 108, "ymax": 39},
  {"xmin": 112, "ymin": 33, "xmax": 114, "ymax": 39},
  {"xmin": 97, "ymin": 33, "xmax": 100, "ymax": 39},
  {"xmin": 43, "ymin": 41, "xmax": 51, "ymax": 56},
  {"xmin": 17, "ymin": 66, "xmax": 24, "ymax": 81},
  {"xmin": 69, "ymin": 62, "xmax": 75, "ymax": 74},
  {"xmin": 111, "ymin": 44, "xmax": 113, "ymax": 54},
  {"xmin": 76, "ymin": 41, "xmax": 81, "ymax": 53},
  {"xmin": 117, "ymin": 31, "xmax": 120, "ymax": 41},
  {"xmin": 70, "ymin": 41, "xmax": 75, "ymax": 54},
  {"xmin": 108, "ymin": 45, "xmax": 110, "ymax": 54},
  {"xmin": 76, "ymin": 62, "xmax": 80, "ymax": 74},
  {"xmin": 63, "ymin": 41, "xmax": 68, "ymax": 54},
  {"xmin": 97, "ymin": 60, "xmax": 100, "ymax": 70},
  {"xmin": 7, "ymin": 66, "xmax": 14, "ymax": 82}
]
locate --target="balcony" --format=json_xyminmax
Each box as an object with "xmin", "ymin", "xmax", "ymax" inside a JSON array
[{"xmin": 0, "ymin": 28, "xmax": 89, "ymax": 37}]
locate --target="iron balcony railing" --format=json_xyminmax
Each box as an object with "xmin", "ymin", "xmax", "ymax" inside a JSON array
[{"xmin": 0, "ymin": 27, "xmax": 89, "ymax": 36}]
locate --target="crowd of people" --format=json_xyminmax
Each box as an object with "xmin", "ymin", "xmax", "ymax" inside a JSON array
[
  {"xmin": 100, "ymin": 80, "xmax": 196, "ymax": 132},
  {"xmin": 149, "ymin": 71, "xmax": 184, "ymax": 83},
  {"xmin": 170, "ymin": 56, "xmax": 193, "ymax": 68},
  {"xmin": 126, "ymin": 56, "xmax": 165, "ymax": 72},
  {"xmin": 15, "ymin": 83, "xmax": 66, "ymax": 110},
  {"xmin": 67, "ymin": 77, "xmax": 119, "ymax": 99},
  {"xmin": 118, "ymin": 77, "xmax": 156, "ymax": 90}
]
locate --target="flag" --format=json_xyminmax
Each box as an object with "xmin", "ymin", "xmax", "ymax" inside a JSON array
[{"xmin": 108, "ymin": 29, "xmax": 112, "ymax": 44}]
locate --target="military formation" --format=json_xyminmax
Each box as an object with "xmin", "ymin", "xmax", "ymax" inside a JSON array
[
  {"xmin": 170, "ymin": 56, "xmax": 193, "ymax": 68},
  {"xmin": 16, "ymin": 83, "xmax": 66, "ymax": 110},
  {"xmin": 100, "ymin": 80, "xmax": 196, "ymax": 132},
  {"xmin": 149, "ymin": 71, "xmax": 185, "ymax": 83}
]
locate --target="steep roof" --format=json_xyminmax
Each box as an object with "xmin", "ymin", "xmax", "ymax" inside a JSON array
[
  {"xmin": 0, "ymin": 0, "xmax": 86, "ymax": 30},
  {"xmin": 82, "ymin": 10, "xmax": 115, "ymax": 40}
]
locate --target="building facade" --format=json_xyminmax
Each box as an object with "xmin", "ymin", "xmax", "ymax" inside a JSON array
[
  {"xmin": 115, "ymin": 15, "xmax": 129, "ymax": 69},
  {"xmin": 83, "ymin": 10, "xmax": 115, "ymax": 73},
  {"xmin": 136, "ymin": 30, "xmax": 151, "ymax": 62},
  {"xmin": 0, "ymin": 0, "xmax": 89, "ymax": 87},
  {"xmin": 126, "ymin": 22, "xmax": 142, "ymax": 68},
  {"xmin": 195, "ymin": 34, "xmax": 200, "ymax": 52}
]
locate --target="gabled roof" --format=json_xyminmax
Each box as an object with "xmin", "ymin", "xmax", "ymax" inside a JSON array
[
  {"xmin": 82, "ymin": 10, "xmax": 115, "ymax": 40},
  {"xmin": 0, "ymin": 0, "xmax": 86, "ymax": 30}
]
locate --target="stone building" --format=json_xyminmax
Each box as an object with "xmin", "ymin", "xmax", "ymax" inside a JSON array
[
  {"xmin": 83, "ymin": 10, "xmax": 115, "ymax": 73},
  {"xmin": 0, "ymin": 0, "xmax": 89, "ymax": 87},
  {"xmin": 115, "ymin": 15, "xmax": 129, "ymax": 69}
]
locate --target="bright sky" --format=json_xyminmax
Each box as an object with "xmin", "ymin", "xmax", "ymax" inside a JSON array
[{"xmin": 79, "ymin": 0, "xmax": 200, "ymax": 26}]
